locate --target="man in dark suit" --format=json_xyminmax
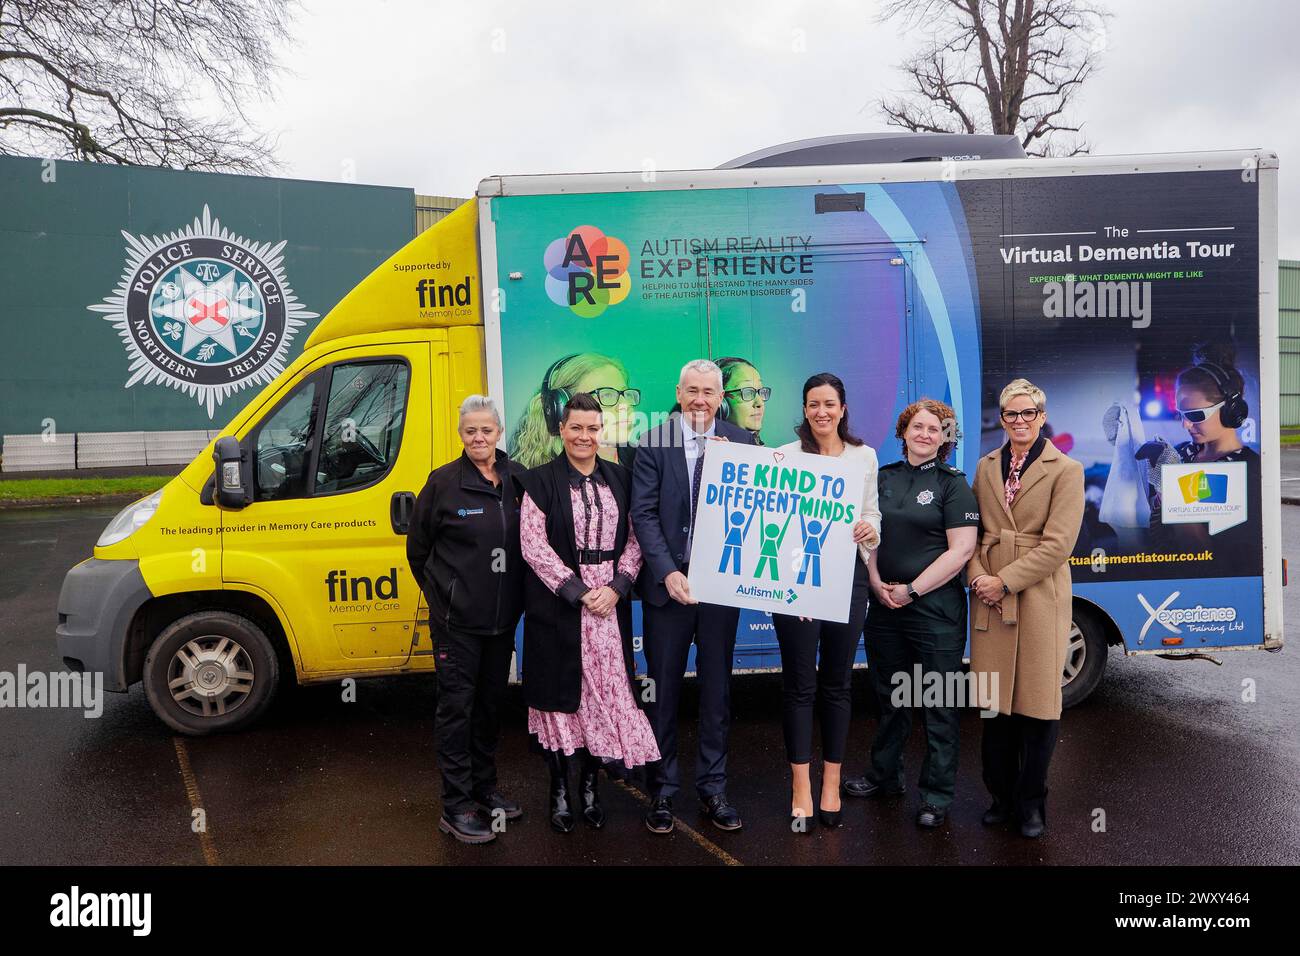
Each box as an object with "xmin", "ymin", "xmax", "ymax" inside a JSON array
[{"xmin": 630, "ymin": 359, "xmax": 755, "ymax": 833}]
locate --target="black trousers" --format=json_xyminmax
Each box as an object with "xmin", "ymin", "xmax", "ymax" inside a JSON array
[
  {"xmin": 981, "ymin": 711, "xmax": 1060, "ymax": 820},
  {"xmin": 642, "ymin": 597, "xmax": 739, "ymax": 801},
  {"xmin": 772, "ymin": 560, "xmax": 870, "ymax": 765},
  {"xmin": 862, "ymin": 604, "xmax": 967, "ymax": 809},
  {"xmin": 431, "ymin": 621, "xmax": 516, "ymax": 813}
]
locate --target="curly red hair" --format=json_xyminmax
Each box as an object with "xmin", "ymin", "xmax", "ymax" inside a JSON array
[{"xmin": 895, "ymin": 398, "xmax": 961, "ymax": 462}]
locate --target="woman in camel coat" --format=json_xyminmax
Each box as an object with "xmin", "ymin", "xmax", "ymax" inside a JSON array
[{"xmin": 967, "ymin": 378, "xmax": 1084, "ymax": 839}]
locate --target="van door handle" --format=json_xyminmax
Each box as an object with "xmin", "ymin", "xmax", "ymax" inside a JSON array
[{"xmin": 390, "ymin": 491, "xmax": 416, "ymax": 535}]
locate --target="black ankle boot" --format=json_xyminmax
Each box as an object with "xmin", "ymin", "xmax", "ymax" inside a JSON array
[
  {"xmin": 544, "ymin": 749, "xmax": 575, "ymax": 833},
  {"xmin": 579, "ymin": 750, "xmax": 605, "ymax": 829}
]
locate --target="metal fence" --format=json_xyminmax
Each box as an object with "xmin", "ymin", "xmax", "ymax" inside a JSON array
[{"xmin": 1, "ymin": 430, "xmax": 220, "ymax": 473}]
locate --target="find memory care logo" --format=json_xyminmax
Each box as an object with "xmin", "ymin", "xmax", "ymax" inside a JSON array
[
  {"xmin": 544, "ymin": 225, "xmax": 631, "ymax": 317},
  {"xmin": 89, "ymin": 206, "xmax": 318, "ymax": 418}
]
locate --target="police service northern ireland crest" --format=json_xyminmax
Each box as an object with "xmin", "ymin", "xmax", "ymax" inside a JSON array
[{"xmin": 89, "ymin": 206, "xmax": 318, "ymax": 417}]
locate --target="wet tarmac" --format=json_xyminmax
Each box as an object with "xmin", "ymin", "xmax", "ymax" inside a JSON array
[{"xmin": 1, "ymin": 503, "xmax": 1297, "ymax": 866}]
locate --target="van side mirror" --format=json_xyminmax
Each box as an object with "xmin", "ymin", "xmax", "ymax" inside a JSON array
[{"xmin": 212, "ymin": 436, "xmax": 251, "ymax": 510}]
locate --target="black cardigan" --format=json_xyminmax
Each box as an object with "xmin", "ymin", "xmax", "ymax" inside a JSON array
[{"xmin": 515, "ymin": 453, "xmax": 647, "ymax": 714}]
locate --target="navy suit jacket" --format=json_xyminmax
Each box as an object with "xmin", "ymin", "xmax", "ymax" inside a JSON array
[{"xmin": 629, "ymin": 413, "xmax": 757, "ymax": 607}]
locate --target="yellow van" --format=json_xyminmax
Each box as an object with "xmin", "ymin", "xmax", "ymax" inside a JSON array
[{"xmin": 57, "ymin": 203, "xmax": 487, "ymax": 733}]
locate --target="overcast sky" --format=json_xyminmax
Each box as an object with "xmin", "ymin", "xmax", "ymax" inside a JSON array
[{"xmin": 247, "ymin": 0, "xmax": 1300, "ymax": 256}]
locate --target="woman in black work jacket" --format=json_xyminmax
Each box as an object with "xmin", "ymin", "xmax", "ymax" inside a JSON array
[
  {"xmin": 407, "ymin": 394, "xmax": 526, "ymax": 846},
  {"xmin": 842, "ymin": 398, "xmax": 979, "ymax": 830}
]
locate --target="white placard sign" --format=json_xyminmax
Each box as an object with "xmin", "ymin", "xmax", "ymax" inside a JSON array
[{"xmin": 686, "ymin": 441, "xmax": 867, "ymax": 623}]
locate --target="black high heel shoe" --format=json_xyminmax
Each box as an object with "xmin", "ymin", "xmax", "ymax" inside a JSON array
[
  {"xmin": 817, "ymin": 806, "xmax": 843, "ymax": 828},
  {"xmin": 543, "ymin": 749, "xmax": 575, "ymax": 833},
  {"xmin": 578, "ymin": 750, "xmax": 605, "ymax": 829}
]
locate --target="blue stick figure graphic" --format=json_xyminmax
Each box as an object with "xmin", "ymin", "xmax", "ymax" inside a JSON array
[
  {"xmin": 754, "ymin": 507, "xmax": 795, "ymax": 582},
  {"xmin": 718, "ymin": 507, "xmax": 757, "ymax": 575},
  {"xmin": 796, "ymin": 512, "xmax": 833, "ymax": 586}
]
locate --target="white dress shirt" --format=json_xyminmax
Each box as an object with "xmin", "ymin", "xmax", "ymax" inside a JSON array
[{"xmin": 682, "ymin": 414, "xmax": 716, "ymax": 559}]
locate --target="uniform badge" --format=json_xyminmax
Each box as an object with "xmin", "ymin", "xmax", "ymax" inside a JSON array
[
  {"xmin": 916, "ymin": 489, "xmax": 935, "ymax": 505},
  {"xmin": 89, "ymin": 206, "xmax": 318, "ymax": 417}
]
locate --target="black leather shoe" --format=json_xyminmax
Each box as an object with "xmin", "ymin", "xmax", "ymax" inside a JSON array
[
  {"xmin": 438, "ymin": 809, "xmax": 496, "ymax": 844},
  {"xmin": 842, "ymin": 775, "xmax": 904, "ymax": 799},
  {"xmin": 543, "ymin": 750, "xmax": 575, "ymax": 834},
  {"xmin": 982, "ymin": 800, "xmax": 1011, "ymax": 826},
  {"xmin": 916, "ymin": 803, "xmax": 947, "ymax": 828},
  {"xmin": 1020, "ymin": 807, "xmax": 1046, "ymax": 838},
  {"xmin": 645, "ymin": 797, "xmax": 674, "ymax": 834},
  {"xmin": 474, "ymin": 789, "xmax": 524, "ymax": 821},
  {"xmin": 579, "ymin": 752, "xmax": 605, "ymax": 829},
  {"xmin": 700, "ymin": 793, "xmax": 743, "ymax": 831}
]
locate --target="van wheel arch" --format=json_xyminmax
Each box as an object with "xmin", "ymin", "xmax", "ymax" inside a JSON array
[
  {"xmin": 1062, "ymin": 598, "xmax": 1119, "ymax": 709},
  {"xmin": 125, "ymin": 591, "xmax": 296, "ymax": 689}
]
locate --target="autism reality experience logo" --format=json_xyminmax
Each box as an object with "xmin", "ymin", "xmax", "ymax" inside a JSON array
[
  {"xmin": 544, "ymin": 225, "xmax": 631, "ymax": 317},
  {"xmin": 89, "ymin": 206, "xmax": 318, "ymax": 418}
]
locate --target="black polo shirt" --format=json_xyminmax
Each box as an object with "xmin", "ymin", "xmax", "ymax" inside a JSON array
[{"xmin": 871, "ymin": 454, "xmax": 980, "ymax": 628}]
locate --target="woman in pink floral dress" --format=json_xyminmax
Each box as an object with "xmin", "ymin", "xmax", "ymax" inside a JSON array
[{"xmin": 515, "ymin": 392, "xmax": 660, "ymax": 833}]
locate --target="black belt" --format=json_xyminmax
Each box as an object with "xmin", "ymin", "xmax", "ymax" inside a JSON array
[{"xmin": 577, "ymin": 548, "xmax": 617, "ymax": 564}]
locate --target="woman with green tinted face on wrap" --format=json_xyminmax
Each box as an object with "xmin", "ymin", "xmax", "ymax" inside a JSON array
[{"xmin": 716, "ymin": 356, "xmax": 770, "ymax": 446}]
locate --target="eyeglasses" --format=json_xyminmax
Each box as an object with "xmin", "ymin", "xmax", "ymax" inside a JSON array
[
  {"xmin": 1175, "ymin": 401, "xmax": 1224, "ymax": 424},
  {"xmin": 726, "ymin": 386, "xmax": 771, "ymax": 403},
  {"xmin": 1000, "ymin": 408, "xmax": 1041, "ymax": 423},
  {"xmin": 587, "ymin": 387, "xmax": 641, "ymax": 408}
]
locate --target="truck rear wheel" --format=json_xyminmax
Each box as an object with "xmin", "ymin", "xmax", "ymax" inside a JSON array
[
  {"xmin": 143, "ymin": 611, "xmax": 279, "ymax": 734},
  {"xmin": 1061, "ymin": 606, "xmax": 1108, "ymax": 709}
]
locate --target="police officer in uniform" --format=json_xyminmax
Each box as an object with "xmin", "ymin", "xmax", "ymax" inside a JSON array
[
  {"xmin": 842, "ymin": 398, "xmax": 979, "ymax": 829},
  {"xmin": 407, "ymin": 395, "xmax": 527, "ymax": 845}
]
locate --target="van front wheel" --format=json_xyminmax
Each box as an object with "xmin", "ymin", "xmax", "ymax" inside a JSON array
[{"xmin": 143, "ymin": 611, "xmax": 279, "ymax": 734}]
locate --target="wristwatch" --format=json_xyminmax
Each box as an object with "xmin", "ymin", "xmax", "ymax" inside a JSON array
[{"xmin": 907, "ymin": 583, "xmax": 919, "ymax": 600}]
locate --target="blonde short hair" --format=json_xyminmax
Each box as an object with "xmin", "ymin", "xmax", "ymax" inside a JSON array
[{"xmin": 999, "ymin": 378, "xmax": 1046, "ymax": 411}]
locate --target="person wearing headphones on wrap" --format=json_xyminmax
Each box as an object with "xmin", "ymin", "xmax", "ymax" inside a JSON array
[
  {"xmin": 1142, "ymin": 343, "xmax": 1259, "ymax": 530},
  {"xmin": 510, "ymin": 353, "xmax": 642, "ymax": 469},
  {"xmin": 717, "ymin": 357, "xmax": 770, "ymax": 446}
]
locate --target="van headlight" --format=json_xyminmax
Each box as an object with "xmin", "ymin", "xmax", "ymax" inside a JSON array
[{"xmin": 97, "ymin": 490, "xmax": 164, "ymax": 547}]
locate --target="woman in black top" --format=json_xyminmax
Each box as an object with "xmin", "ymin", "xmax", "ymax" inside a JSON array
[{"xmin": 407, "ymin": 395, "xmax": 526, "ymax": 845}]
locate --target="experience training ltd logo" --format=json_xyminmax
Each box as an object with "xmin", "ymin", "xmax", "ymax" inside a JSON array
[
  {"xmin": 1137, "ymin": 589, "xmax": 1240, "ymax": 645},
  {"xmin": 544, "ymin": 225, "xmax": 631, "ymax": 317},
  {"xmin": 89, "ymin": 206, "xmax": 318, "ymax": 418}
]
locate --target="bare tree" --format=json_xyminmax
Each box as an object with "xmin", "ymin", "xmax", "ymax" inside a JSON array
[
  {"xmin": 877, "ymin": 0, "xmax": 1109, "ymax": 156},
  {"xmin": 0, "ymin": 0, "xmax": 297, "ymax": 172}
]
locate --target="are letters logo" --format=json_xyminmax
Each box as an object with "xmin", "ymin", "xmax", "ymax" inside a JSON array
[
  {"xmin": 543, "ymin": 225, "xmax": 631, "ymax": 317},
  {"xmin": 89, "ymin": 206, "xmax": 318, "ymax": 417}
]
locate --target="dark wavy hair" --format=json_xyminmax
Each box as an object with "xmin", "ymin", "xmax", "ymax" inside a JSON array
[{"xmin": 794, "ymin": 372, "xmax": 864, "ymax": 453}]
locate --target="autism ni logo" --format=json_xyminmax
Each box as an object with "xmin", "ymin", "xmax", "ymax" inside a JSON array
[
  {"xmin": 1178, "ymin": 470, "xmax": 1229, "ymax": 504},
  {"xmin": 544, "ymin": 226, "xmax": 630, "ymax": 317}
]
